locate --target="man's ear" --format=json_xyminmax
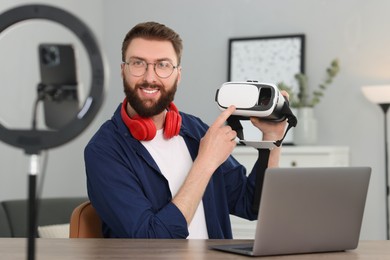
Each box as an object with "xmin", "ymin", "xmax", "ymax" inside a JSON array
[
  {"xmin": 120, "ymin": 63, "xmax": 125, "ymax": 78},
  {"xmin": 177, "ymin": 66, "xmax": 182, "ymax": 84}
]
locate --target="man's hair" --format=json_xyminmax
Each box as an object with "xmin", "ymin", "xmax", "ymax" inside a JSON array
[{"xmin": 121, "ymin": 21, "xmax": 183, "ymax": 65}]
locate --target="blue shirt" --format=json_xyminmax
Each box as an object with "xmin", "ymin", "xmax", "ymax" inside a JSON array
[{"xmin": 85, "ymin": 104, "xmax": 259, "ymax": 239}]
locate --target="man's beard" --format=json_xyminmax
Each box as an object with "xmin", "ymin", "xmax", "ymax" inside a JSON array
[{"xmin": 123, "ymin": 78, "xmax": 178, "ymax": 118}]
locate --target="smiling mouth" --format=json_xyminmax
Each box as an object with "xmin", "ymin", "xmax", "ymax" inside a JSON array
[{"xmin": 141, "ymin": 88, "xmax": 159, "ymax": 94}]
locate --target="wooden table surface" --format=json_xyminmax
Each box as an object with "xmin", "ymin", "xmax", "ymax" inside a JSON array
[{"xmin": 1, "ymin": 238, "xmax": 389, "ymax": 259}]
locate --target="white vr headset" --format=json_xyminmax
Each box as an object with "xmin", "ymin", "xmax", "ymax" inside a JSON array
[
  {"xmin": 215, "ymin": 81, "xmax": 287, "ymax": 121},
  {"xmin": 215, "ymin": 81, "xmax": 297, "ymax": 147}
]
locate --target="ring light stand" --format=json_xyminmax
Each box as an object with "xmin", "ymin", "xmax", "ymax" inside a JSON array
[{"xmin": 0, "ymin": 5, "xmax": 106, "ymax": 260}]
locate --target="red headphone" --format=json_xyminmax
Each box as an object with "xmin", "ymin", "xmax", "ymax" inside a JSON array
[{"xmin": 120, "ymin": 98, "xmax": 182, "ymax": 141}]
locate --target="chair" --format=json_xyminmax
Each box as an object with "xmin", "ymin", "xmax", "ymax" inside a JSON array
[
  {"xmin": 0, "ymin": 197, "xmax": 87, "ymax": 237},
  {"xmin": 69, "ymin": 201, "xmax": 103, "ymax": 238},
  {"xmin": 0, "ymin": 203, "xmax": 12, "ymax": 237}
]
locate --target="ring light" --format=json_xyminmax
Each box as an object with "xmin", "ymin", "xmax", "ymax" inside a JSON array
[{"xmin": 0, "ymin": 4, "xmax": 106, "ymax": 154}]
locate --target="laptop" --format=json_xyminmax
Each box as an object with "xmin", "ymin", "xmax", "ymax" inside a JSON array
[{"xmin": 211, "ymin": 166, "xmax": 371, "ymax": 256}]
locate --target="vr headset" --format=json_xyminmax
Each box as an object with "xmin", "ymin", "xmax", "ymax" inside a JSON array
[
  {"xmin": 215, "ymin": 81, "xmax": 297, "ymax": 147},
  {"xmin": 216, "ymin": 81, "xmax": 287, "ymax": 121}
]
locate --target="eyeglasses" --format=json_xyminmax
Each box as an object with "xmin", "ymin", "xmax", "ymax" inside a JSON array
[{"xmin": 123, "ymin": 58, "xmax": 178, "ymax": 79}]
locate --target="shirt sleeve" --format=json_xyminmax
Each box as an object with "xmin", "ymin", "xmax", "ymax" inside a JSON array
[
  {"xmin": 220, "ymin": 155, "xmax": 259, "ymax": 220},
  {"xmin": 85, "ymin": 141, "xmax": 189, "ymax": 238}
]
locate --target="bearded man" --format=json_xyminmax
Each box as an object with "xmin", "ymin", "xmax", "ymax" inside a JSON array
[{"xmin": 85, "ymin": 21, "xmax": 287, "ymax": 239}]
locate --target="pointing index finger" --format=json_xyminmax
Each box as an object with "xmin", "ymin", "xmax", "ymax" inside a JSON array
[{"xmin": 211, "ymin": 105, "xmax": 236, "ymax": 128}]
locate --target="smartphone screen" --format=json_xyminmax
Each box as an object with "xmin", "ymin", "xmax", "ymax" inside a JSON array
[{"xmin": 38, "ymin": 44, "xmax": 79, "ymax": 129}]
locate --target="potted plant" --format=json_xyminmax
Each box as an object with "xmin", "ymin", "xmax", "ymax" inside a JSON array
[
  {"xmin": 277, "ymin": 59, "xmax": 340, "ymax": 145},
  {"xmin": 277, "ymin": 59, "xmax": 340, "ymax": 108}
]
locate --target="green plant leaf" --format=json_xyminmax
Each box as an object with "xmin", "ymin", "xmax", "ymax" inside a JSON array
[{"xmin": 277, "ymin": 59, "xmax": 340, "ymax": 108}]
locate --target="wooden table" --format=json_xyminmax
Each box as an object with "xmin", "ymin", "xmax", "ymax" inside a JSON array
[{"xmin": 1, "ymin": 238, "xmax": 389, "ymax": 259}]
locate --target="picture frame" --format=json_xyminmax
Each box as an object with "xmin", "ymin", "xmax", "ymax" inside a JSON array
[
  {"xmin": 227, "ymin": 34, "xmax": 305, "ymax": 144},
  {"xmin": 228, "ymin": 34, "xmax": 305, "ymax": 92}
]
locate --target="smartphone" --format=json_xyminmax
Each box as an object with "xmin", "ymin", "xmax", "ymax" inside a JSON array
[{"xmin": 38, "ymin": 44, "xmax": 79, "ymax": 129}]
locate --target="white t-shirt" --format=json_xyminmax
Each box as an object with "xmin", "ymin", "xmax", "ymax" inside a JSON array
[{"xmin": 142, "ymin": 129, "xmax": 209, "ymax": 239}]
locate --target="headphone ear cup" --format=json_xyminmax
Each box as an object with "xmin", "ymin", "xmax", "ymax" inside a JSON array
[
  {"xmin": 131, "ymin": 115, "xmax": 157, "ymax": 141},
  {"xmin": 175, "ymin": 115, "xmax": 182, "ymax": 136},
  {"xmin": 163, "ymin": 108, "xmax": 182, "ymax": 139},
  {"xmin": 120, "ymin": 99, "xmax": 157, "ymax": 141},
  {"xmin": 163, "ymin": 111, "xmax": 176, "ymax": 139}
]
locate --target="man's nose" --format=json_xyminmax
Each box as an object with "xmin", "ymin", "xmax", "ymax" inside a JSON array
[{"xmin": 143, "ymin": 63, "xmax": 157, "ymax": 82}]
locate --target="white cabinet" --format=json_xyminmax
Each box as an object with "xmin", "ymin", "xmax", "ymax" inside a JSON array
[
  {"xmin": 280, "ymin": 146, "xmax": 350, "ymax": 167},
  {"xmin": 232, "ymin": 145, "xmax": 350, "ymax": 169},
  {"xmin": 230, "ymin": 145, "xmax": 350, "ymax": 239}
]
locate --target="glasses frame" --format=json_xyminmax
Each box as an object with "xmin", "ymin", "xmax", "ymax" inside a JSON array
[{"xmin": 123, "ymin": 58, "xmax": 179, "ymax": 79}]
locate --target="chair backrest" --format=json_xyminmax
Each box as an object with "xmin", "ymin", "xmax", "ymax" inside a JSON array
[
  {"xmin": 69, "ymin": 201, "xmax": 103, "ymax": 238},
  {"xmin": 0, "ymin": 203, "xmax": 12, "ymax": 237},
  {"xmin": 1, "ymin": 197, "xmax": 87, "ymax": 237}
]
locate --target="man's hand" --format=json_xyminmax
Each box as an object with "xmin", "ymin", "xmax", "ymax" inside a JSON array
[
  {"xmin": 250, "ymin": 90, "xmax": 289, "ymax": 141},
  {"xmin": 196, "ymin": 105, "xmax": 237, "ymax": 171}
]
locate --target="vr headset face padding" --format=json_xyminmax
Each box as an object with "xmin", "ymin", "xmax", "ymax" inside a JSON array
[{"xmin": 120, "ymin": 98, "xmax": 182, "ymax": 141}]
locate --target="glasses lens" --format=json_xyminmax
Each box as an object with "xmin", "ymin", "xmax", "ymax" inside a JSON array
[
  {"xmin": 155, "ymin": 61, "xmax": 174, "ymax": 78},
  {"xmin": 127, "ymin": 59, "xmax": 146, "ymax": 77}
]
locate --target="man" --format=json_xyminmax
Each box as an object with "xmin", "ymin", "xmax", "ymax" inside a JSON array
[{"xmin": 85, "ymin": 21, "xmax": 287, "ymax": 239}]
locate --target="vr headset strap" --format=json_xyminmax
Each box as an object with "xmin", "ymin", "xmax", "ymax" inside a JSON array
[
  {"xmin": 226, "ymin": 102, "xmax": 298, "ymax": 214},
  {"xmin": 275, "ymin": 101, "xmax": 298, "ymax": 146},
  {"xmin": 227, "ymin": 101, "xmax": 297, "ymax": 147},
  {"xmin": 252, "ymin": 148, "xmax": 270, "ymax": 213}
]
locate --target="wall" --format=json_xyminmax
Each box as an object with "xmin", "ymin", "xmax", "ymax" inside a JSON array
[{"xmin": 0, "ymin": 0, "xmax": 389, "ymax": 240}]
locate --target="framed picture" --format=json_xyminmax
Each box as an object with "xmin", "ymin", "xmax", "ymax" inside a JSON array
[
  {"xmin": 227, "ymin": 34, "xmax": 305, "ymax": 144},
  {"xmin": 228, "ymin": 34, "xmax": 305, "ymax": 93}
]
